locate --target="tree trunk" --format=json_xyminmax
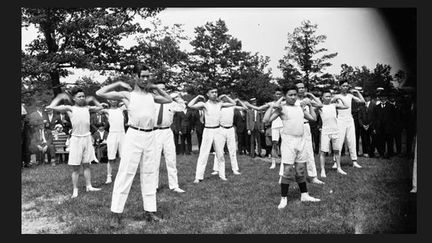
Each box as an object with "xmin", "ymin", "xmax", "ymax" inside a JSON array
[{"xmin": 50, "ymin": 71, "xmax": 62, "ymax": 96}]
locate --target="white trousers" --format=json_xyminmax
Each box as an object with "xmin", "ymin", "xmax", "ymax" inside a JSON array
[
  {"xmin": 107, "ymin": 132, "xmax": 125, "ymax": 160},
  {"xmin": 212, "ymin": 127, "xmax": 239, "ymax": 172},
  {"xmin": 337, "ymin": 118, "xmax": 357, "ymax": 161},
  {"xmin": 195, "ymin": 127, "xmax": 226, "ymax": 180},
  {"xmin": 303, "ymin": 124, "xmax": 318, "ymax": 178},
  {"xmin": 111, "ymin": 128, "xmax": 157, "ymax": 213},
  {"xmin": 154, "ymin": 129, "xmax": 179, "ymax": 190}
]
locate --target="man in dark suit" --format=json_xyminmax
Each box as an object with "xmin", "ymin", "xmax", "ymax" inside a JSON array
[
  {"xmin": 372, "ymin": 91, "xmax": 396, "ymax": 159},
  {"xmin": 28, "ymin": 101, "xmax": 49, "ymax": 134},
  {"xmin": 246, "ymin": 98, "xmax": 264, "ymax": 158},
  {"xmin": 171, "ymin": 112, "xmax": 183, "ymax": 154},
  {"xmin": 389, "ymin": 92, "xmax": 403, "ymax": 156},
  {"xmin": 90, "ymin": 110, "xmax": 109, "ymax": 134},
  {"xmin": 92, "ymin": 122, "xmax": 109, "ymax": 163},
  {"xmin": 58, "ymin": 111, "xmax": 72, "ymax": 135},
  {"xmin": 192, "ymin": 108, "xmax": 205, "ymax": 151},
  {"xmin": 21, "ymin": 103, "xmax": 31, "ymax": 168},
  {"xmin": 233, "ymin": 105, "xmax": 249, "ymax": 155},
  {"xmin": 30, "ymin": 121, "xmax": 56, "ymax": 165},
  {"xmin": 352, "ymin": 96, "xmax": 363, "ymax": 156},
  {"xmin": 358, "ymin": 92, "xmax": 376, "ymax": 158},
  {"xmin": 45, "ymin": 109, "xmax": 60, "ymax": 131},
  {"xmin": 179, "ymin": 107, "xmax": 195, "ymax": 155}
]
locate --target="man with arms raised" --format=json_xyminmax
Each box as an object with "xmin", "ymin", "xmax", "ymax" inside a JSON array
[
  {"xmin": 263, "ymin": 85, "xmax": 321, "ymax": 209},
  {"xmin": 46, "ymin": 87, "xmax": 103, "ymax": 198},
  {"xmin": 188, "ymin": 88, "xmax": 236, "ymax": 183},
  {"xmin": 96, "ymin": 70, "xmax": 172, "ymax": 227}
]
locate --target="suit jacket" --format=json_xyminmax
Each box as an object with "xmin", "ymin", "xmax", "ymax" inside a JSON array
[
  {"xmin": 28, "ymin": 110, "xmax": 48, "ymax": 130},
  {"xmin": 30, "ymin": 128, "xmax": 53, "ymax": 151},
  {"xmin": 358, "ymin": 101, "xmax": 376, "ymax": 128},
  {"xmin": 191, "ymin": 109, "xmax": 204, "ymax": 133},
  {"xmin": 372, "ymin": 102, "xmax": 396, "ymax": 134},
  {"xmin": 246, "ymin": 110, "xmax": 264, "ymax": 131},
  {"xmin": 92, "ymin": 131, "xmax": 109, "ymax": 146},
  {"xmin": 45, "ymin": 113, "xmax": 61, "ymax": 130},
  {"xmin": 234, "ymin": 109, "xmax": 247, "ymax": 133},
  {"xmin": 90, "ymin": 112, "xmax": 109, "ymax": 134}
]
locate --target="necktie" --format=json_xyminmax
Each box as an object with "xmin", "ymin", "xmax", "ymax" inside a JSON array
[{"xmin": 157, "ymin": 104, "xmax": 164, "ymax": 125}]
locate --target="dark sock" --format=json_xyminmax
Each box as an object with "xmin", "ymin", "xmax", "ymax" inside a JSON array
[
  {"xmin": 298, "ymin": 182, "xmax": 307, "ymax": 193},
  {"xmin": 281, "ymin": 183, "xmax": 289, "ymax": 197}
]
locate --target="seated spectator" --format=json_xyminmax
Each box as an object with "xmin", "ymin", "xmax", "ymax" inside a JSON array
[
  {"xmin": 52, "ymin": 123, "xmax": 69, "ymax": 164},
  {"xmin": 92, "ymin": 122, "xmax": 108, "ymax": 163},
  {"xmin": 30, "ymin": 121, "xmax": 56, "ymax": 166}
]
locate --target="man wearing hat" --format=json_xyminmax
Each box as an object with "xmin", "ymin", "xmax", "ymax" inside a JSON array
[
  {"xmin": 96, "ymin": 69, "xmax": 173, "ymax": 226},
  {"xmin": 358, "ymin": 91, "xmax": 376, "ymax": 158},
  {"xmin": 153, "ymin": 84, "xmax": 186, "ymax": 193},
  {"xmin": 30, "ymin": 119, "xmax": 56, "ymax": 165},
  {"xmin": 28, "ymin": 100, "xmax": 49, "ymax": 134},
  {"xmin": 372, "ymin": 90, "xmax": 396, "ymax": 159}
]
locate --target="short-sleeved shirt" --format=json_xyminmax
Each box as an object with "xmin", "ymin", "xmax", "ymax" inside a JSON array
[
  {"xmin": 320, "ymin": 104, "xmax": 338, "ymax": 135},
  {"xmin": 154, "ymin": 101, "xmax": 186, "ymax": 127},
  {"xmin": 127, "ymin": 91, "xmax": 155, "ymax": 129},
  {"xmin": 69, "ymin": 106, "xmax": 91, "ymax": 137}
]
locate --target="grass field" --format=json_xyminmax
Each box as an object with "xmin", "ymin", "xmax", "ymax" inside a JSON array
[{"xmin": 21, "ymin": 151, "xmax": 416, "ymax": 234}]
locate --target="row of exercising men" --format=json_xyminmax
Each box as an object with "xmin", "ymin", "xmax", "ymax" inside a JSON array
[{"xmin": 46, "ymin": 70, "xmax": 365, "ymax": 227}]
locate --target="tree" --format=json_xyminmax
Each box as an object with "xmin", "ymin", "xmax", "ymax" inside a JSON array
[
  {"xmin": 279, "ymin": 20, "xmax": 338, "ymax": 90},
  {"xmin": 186, "ymin": 19, "xmax": 249, "ymax": 95},
  {"xmin": 21, "ymin": 7, "xmax": 163, "ymax": 96}
]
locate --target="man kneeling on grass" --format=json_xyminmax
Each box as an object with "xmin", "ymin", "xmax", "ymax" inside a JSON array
[{"xmin": 263, "ymin": 85, "xmax": 320, "ymax": 209}]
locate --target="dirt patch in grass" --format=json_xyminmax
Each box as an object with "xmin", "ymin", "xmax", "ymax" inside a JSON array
[{"xmin": 21, "ymin": 194, "xmax": 71, "ymax": 234}]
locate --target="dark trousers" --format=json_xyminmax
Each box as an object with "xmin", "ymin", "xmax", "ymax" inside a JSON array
[
  {"xmin": 237, "ymin": 130, "xmax": 249, "ymax": 154},
  {"xmin": 393, "ymin": 130, "xmax": 402, "ymax": 154},
  {"xmin": 21, "ymin": 128, "xmax": 30, "ymax": 166},
  {"xmin": 32, "ymin": 145, "xmax": 56, "ymax": 164},
  {"xmin": 360, "ymin": 127, "xmax": 373, "ymax": 156},
  {"xmin": 196, "ymin": 129, "xmax": 203, "ymax": 150},
  {"xmin": 376, "ymin": 132, "xmax": 394, "ymax": 157},
  {"xmin": 250, "ymin": 129, "xmax": 262, "ymax": 157},
  {"xmin": 354, "ymin": 119, "xmax": 361, "ymax": 155},
  {"xmin": 95, "ymin": 144, "xmax": 108, "ymax": 163},
  {"xmin": 406, "ymin": 127, "xmax": 415, "ymax": 155},
  {"xmin": 181, "ymin": 132, "xmax": 192, "ymax": 154},
  {"xmin": 174, "ymin": 133, "xmax": 181, "ymax": 154},
  {"xmin": 311, "ymin": 127, "xmax": 320, "ymax": 154}
]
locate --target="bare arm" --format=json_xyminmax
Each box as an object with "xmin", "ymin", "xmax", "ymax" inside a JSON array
[
  {"xmin": 262, "ymin": 103, "xmax": 281, "ymax": 124},
  {"xmin": 95, "ymin": 81, "xmax": 132, "ymax": 101},
  {"xmin": 148, "ymin": 84, "xmax": 172, "ymax": 104},
  {"xmin": 351, "ymin": 90, "xmax": 365, "ymax": 104},
  {"xmin": 86, "ymin": 96, "xmax": 104, "ymax": 113},
  {"xmin": 219, "ymin": 94, "xmax": 236, "ymax": 108},
  {"xmin": 244, "ymin": 101, "xmax": 269, "ymax": 111},
  {"xmin": 301, "ymin": 102, "xmax": 316, "ymax": 122},
  {"xmin": 334, "ymin": 97, "xmax": 349, "ymax": 109},
  {"xmin": 305, "ymin": 92, "xmax": 323, "ymax": 108},
  {"xmin": 45, "ymin": 93, "xmax": 73, "ymax": 113},
  {"xmin": 188, "ymin": 95, "xmax": 206, "ymax": 110},
  {"xmin": 170, "ymin": 97, "xmax": 187, "ymax": 112},
  {"xmin": 234, "ymin": 98, "xmax": 248, "ymax": 110}
]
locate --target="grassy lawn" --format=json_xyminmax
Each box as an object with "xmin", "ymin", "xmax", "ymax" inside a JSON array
[{"xmin": 21, "ymin": 152, "xmax": 416, "ymax": 234}]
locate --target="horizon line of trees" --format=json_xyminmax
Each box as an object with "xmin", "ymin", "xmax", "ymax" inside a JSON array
[{"xmin": 21, "ymin": 8, "xmax": 411, "ymax": 109}]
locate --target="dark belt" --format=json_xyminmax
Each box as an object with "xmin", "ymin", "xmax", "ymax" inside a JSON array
[
  {"xmin": 304, "ymin": 122, "xmax": 309, "ymax": 124},
  {"xmin": 153, "ymin": 126, "xmax": 170, "ymax": 130},
  {"xmin": 205, "ymin": 125, "xmax": 220, "ymax": 129},
  {"xmin": 129, "ymin": 125, "xmax": 153, "ymax": 132},
  {"xmin": 221, "ymin": 125, "xmax": 233, "ymax": 129}
]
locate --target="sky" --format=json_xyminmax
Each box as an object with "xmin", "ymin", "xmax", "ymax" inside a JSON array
[{"xmin": 21, "ymin": 8, "xmax": 404, "ymax": 83}]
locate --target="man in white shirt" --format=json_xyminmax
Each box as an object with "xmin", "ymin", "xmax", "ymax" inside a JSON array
[
  {"xmin": 296, "ymin": 82, "xmax": 325, "ymax": 185},
  {"xmin": 96, "ymin": 70, "xmax": 173, "ymax": 227},
  {"xmin": 99, "ymin": 99, "xmax": 126, "ymax": 184},
  {"xmin": 263, "ymin": 84, "xmax": 321, "ymax": 209},
  {"xmin": 333, "ymin": 80, "xmax": 365, "ymax": 168},
  {"xmin": 211, "ymin": 97, "xmax": 248, "ymax": 176},
  {"xmin": 318, "ymin": 90, "xmax": 349, "ymax": 178},
  {"xmin": 188, "ymin": 88, "xmax": 236, "ymax": 183},
  {"xmin": 153, "ymin": 85, "xmax": 186, "ymax": 193}
]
